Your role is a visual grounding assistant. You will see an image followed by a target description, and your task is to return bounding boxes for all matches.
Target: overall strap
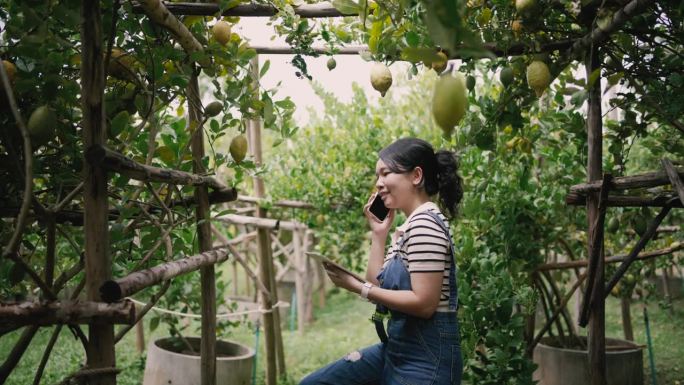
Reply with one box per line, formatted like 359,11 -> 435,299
421,210 -> 459,311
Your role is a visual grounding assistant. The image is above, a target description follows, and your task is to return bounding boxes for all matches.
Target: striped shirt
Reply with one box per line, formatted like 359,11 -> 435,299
383,202 -> 455,312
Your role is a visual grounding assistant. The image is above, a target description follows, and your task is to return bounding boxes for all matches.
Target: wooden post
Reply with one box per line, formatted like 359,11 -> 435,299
621,297 -> 634,341
293,229 -> 306,332
248,56 -> 285,384
585,45 -> 606,385
81,1 -> 115,384
188,73 -> 217,385
303,230 -> 314,324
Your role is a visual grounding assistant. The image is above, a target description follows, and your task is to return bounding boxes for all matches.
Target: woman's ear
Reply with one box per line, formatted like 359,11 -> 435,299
412,167 -> 424,187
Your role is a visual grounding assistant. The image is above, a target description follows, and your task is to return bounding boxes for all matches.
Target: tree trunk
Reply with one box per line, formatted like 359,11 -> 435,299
621,297 -> 634,341
249,56 -> 284,385
81,1 -> 115,383
585,44 -> 606,385
188,73 -> 217,385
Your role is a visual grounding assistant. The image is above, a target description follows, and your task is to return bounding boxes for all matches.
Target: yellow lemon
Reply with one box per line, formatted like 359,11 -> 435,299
370,62 -> 392,97
2,60 -> 17,84
526,60 -> 551,97
27,105 -> 56,146
229,134 -> 248,163
432,72 -> 468,135
212,21 -> 232,46
205,101 -> 223,117
431,51 -> 448,73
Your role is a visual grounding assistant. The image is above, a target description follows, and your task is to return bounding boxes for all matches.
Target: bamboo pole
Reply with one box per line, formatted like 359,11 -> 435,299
45,215 -> 56,288
537,242 -> 684,271
134,1 -> 355,17
188,72 -> 217,385
567,0 -> 657,61
81,1 -> 116,383
0,189 -> 238,225
249,56 -> 281,385
662,158 -> 684,205
604,203 -> 675,298
585,45 -> 606,385
216,213 -> 307,231
0,326 -> 40,383
293,229 -> 306,333
303,230 -> 315,324
31,325 -> 62,385
0,300 -> 135,326
621,297 -> 634,341
114,280 -> 171,344
86,144 -> 233,193
137,0 -> 210,67
565,192 -> 682,207
237,195 -> 315,210
569,168 -> 684,194
527,273 -> 587,355
578,175 -> 611,327
99,248 -> 230,303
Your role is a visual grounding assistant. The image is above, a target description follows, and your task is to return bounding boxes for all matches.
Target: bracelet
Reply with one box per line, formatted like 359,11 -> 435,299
360,282 -> 373,301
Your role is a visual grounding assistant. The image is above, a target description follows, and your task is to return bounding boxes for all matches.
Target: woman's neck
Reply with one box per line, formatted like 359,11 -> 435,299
401,192 -> 431,218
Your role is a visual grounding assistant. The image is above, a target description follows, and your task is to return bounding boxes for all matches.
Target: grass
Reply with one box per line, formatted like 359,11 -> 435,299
604,295 -> 684,385
1,290 -> 682,384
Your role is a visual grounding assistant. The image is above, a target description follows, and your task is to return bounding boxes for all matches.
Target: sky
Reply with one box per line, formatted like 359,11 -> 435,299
233,17 -> 409,126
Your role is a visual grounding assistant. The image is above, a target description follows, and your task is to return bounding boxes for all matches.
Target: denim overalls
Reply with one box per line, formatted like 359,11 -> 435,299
300,210 -> 463,385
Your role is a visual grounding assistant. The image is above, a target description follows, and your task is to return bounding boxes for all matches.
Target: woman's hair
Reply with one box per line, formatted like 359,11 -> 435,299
378,137 -> 463,219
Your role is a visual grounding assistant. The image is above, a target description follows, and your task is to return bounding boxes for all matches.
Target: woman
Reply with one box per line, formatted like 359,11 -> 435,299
300,137 -> 464,385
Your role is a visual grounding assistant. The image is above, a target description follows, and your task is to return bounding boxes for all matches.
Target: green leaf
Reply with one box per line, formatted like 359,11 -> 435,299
157,146 -> 176,164
587,68 -> 601,89
275,98 -> 295,109
405,31 -> 420,48
260,59 -> 271,77
332,0 -> 360,15
400,47 -> 441,63
110,111 -> 130,138
263,97 -> 275,126
149,316 -> 160,332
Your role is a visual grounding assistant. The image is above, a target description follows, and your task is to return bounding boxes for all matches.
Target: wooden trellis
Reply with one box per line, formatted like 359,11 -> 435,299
1,0 -> 680,385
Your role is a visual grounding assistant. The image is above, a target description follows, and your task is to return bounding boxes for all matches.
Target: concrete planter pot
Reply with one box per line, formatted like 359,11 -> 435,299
533,336 -> 643,385
143,337 -> 255,385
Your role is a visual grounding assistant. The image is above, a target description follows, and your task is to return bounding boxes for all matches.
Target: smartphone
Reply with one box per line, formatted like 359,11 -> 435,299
369,193 -> 389,221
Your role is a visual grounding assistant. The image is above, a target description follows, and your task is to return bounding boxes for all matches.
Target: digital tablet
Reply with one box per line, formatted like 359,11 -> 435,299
305,251 -> 365,283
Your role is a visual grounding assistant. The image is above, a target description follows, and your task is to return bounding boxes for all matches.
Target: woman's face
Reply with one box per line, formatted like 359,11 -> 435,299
374,158 -> 419,210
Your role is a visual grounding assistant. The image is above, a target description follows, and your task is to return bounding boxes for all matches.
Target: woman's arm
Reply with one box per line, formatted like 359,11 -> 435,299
367,272 -> 443,319
326,266 -> 443,319
365,234 -> 386,285
362,194 -> 395,285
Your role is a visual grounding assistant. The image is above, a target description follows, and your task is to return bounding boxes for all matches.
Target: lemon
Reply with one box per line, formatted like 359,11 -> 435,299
606,217 -> 619,233
515,0 -> 537,16
205,101 -> 223,117
431,51 -> 448,73
466,75 -> 476,91
370,62 -> 392,97
432,72 -> 468,135
625,274 -> 636,285
526,60 -> 551,97
229,134 -> 248,163
27,105 -> 56,146
2,60 -> 17,84
500,67 -> 514,87
511,20 -> 523,36
633,215 -> 647,236
212,21 -> 232,46
327,57 -> 337,71
108,48 -> 137,82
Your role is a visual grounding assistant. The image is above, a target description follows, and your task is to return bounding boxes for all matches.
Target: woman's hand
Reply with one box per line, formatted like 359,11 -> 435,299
363,193 -> 395,239
323,262 -> 363,294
